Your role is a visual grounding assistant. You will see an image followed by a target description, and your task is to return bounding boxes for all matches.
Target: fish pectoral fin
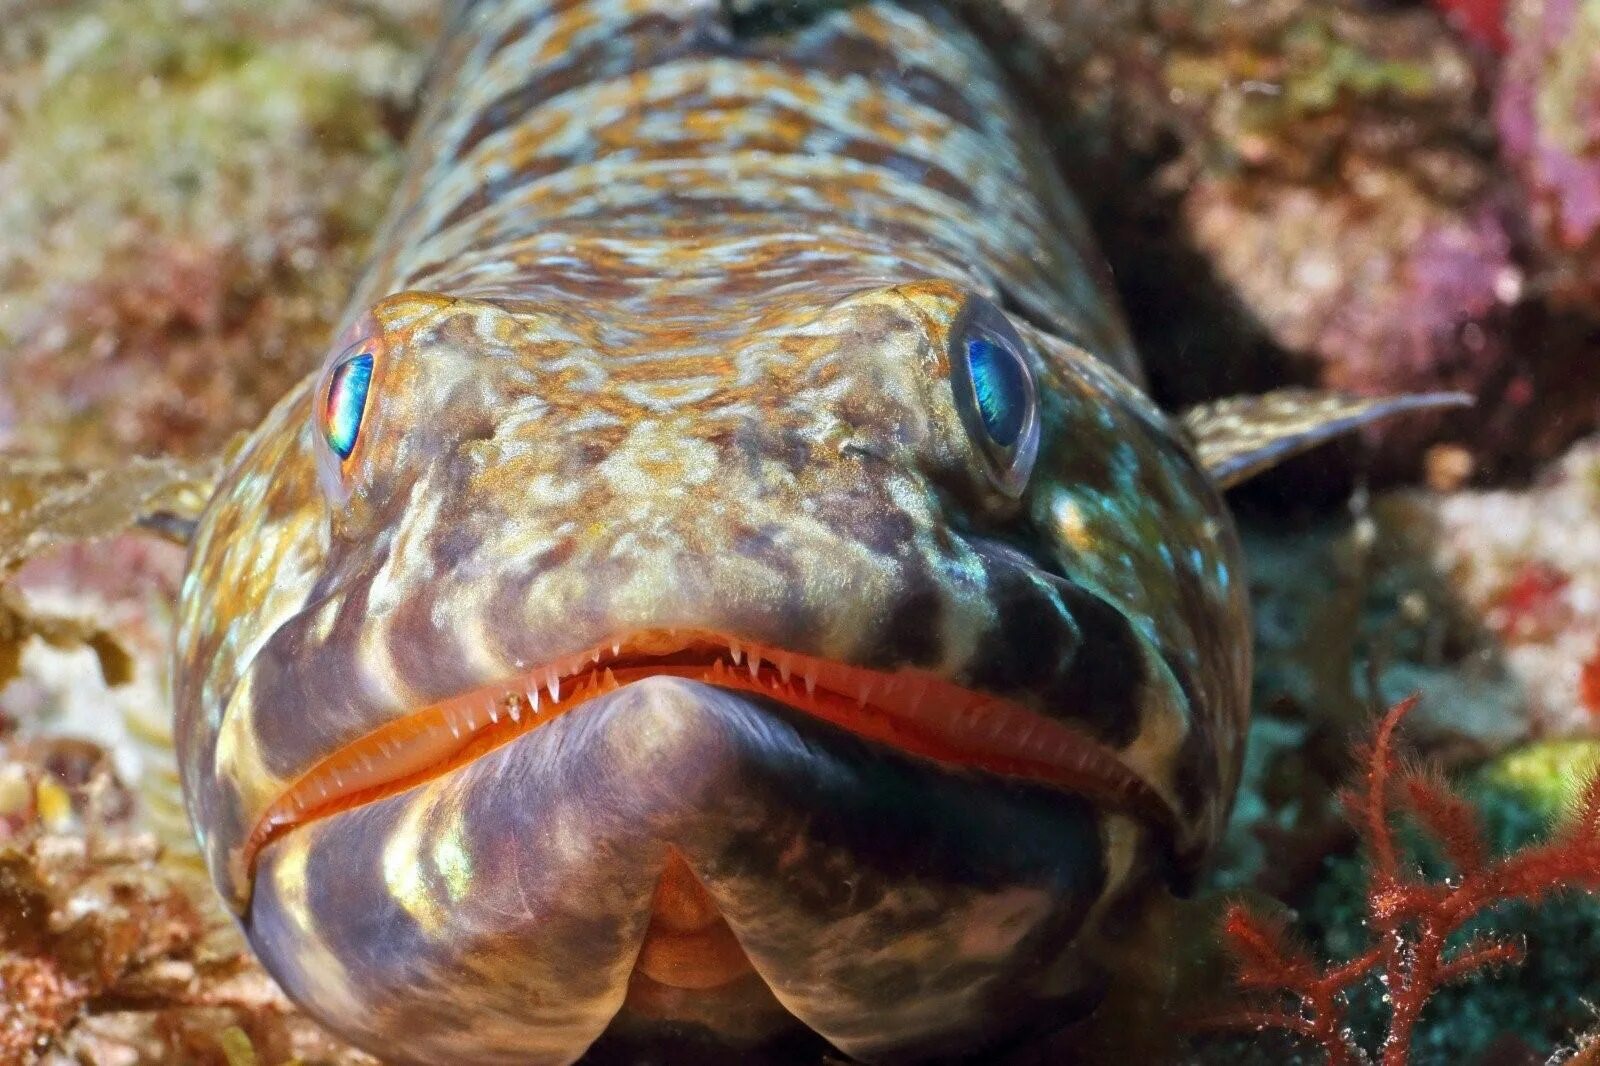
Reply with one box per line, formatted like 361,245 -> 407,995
1180,388 -> 1474,489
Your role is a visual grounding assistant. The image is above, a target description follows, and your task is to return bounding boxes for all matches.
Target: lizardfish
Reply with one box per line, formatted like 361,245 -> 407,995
171,2 -> 1456,1062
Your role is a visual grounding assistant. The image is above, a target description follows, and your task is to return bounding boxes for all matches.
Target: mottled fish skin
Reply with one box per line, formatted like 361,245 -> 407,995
173,2 -> 1251,1063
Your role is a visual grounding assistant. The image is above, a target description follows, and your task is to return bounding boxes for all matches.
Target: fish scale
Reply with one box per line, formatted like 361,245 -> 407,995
171,2 -> 1458,1062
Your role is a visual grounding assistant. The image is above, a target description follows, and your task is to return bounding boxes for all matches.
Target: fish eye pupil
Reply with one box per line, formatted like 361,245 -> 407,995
965,335 -> 1027,448
325,352 -> 374,460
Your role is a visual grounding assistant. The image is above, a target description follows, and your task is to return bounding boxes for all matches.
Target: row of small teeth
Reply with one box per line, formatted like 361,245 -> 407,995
258,630 -> 1163,865
427,637 -> 959,750
704,655 -> 943,711
441,667 -> 615,739
444,633 -> 844,742
400,630 -> 998,771
295,637 -> 959,810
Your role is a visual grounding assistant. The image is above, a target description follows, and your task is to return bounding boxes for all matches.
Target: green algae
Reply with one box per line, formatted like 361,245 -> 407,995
1163,16 -> 1441,117
1482,740 -> 1600,818
1161,9 -> 1454,182
1279,18 -> 1439,114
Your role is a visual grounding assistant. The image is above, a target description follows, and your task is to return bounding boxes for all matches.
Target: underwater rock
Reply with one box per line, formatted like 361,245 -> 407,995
0,735 -> 374,1065
1221,435 -> 1600,940
1425,434 -> 1600,738
1144,2 -> 1523,476
1237,435 -> 1600,757
998,0 -> 1600,477
1240,500 -> 1526,760
1183,175 -> 1514,410
0,0 -> 432,464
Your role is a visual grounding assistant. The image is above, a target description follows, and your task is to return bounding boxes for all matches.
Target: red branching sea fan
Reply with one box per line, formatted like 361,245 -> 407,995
1194,695 -> 1600,1065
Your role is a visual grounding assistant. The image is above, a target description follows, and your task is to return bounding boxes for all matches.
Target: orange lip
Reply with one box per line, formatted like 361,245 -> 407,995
241,628 -> 1175,875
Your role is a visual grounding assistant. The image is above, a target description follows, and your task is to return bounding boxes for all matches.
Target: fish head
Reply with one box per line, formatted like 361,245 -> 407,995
174,280 -> 1248,1062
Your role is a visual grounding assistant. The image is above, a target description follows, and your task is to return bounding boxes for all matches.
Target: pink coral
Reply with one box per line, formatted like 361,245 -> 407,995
1495,0 -> 1600,306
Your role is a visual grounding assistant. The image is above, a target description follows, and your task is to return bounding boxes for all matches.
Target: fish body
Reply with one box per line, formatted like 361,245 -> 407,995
170,2 -> 1415,1062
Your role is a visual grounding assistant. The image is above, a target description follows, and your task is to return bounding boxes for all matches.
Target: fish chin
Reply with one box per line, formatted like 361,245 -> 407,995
246,677 -> 1112,1064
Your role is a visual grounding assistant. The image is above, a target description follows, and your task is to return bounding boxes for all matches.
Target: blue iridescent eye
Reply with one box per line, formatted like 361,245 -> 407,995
324,352 -> 373,460
950,299 -> 1040,497
965,336 -> 1028,447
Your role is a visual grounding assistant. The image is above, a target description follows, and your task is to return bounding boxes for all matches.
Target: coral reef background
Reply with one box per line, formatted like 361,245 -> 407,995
1,0 -> 1598,1062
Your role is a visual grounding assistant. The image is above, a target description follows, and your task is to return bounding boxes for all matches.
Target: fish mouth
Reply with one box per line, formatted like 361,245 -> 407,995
242,627 -> 1175,880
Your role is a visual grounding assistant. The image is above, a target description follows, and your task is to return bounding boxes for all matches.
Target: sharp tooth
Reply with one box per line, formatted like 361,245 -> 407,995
804,670 -> 817,697
464,705 -> 477,731
448,713 -> 461,740
777,655 -> 792,684
488,700 -> 500,725
592,649 -> 601,664
331,770 -> 344,789
528,688 -> 540,713
896,679 -> 916,709
612,641 -> 621,656
748,652 -> 761,680
602,667 -> 618,691
1011,722 -> 1038,753
549,674 -> 561,702
729,641 -> 743,665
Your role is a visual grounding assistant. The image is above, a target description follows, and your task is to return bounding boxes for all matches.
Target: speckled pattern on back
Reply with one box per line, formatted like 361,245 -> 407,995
173,2 -> 1251,1063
